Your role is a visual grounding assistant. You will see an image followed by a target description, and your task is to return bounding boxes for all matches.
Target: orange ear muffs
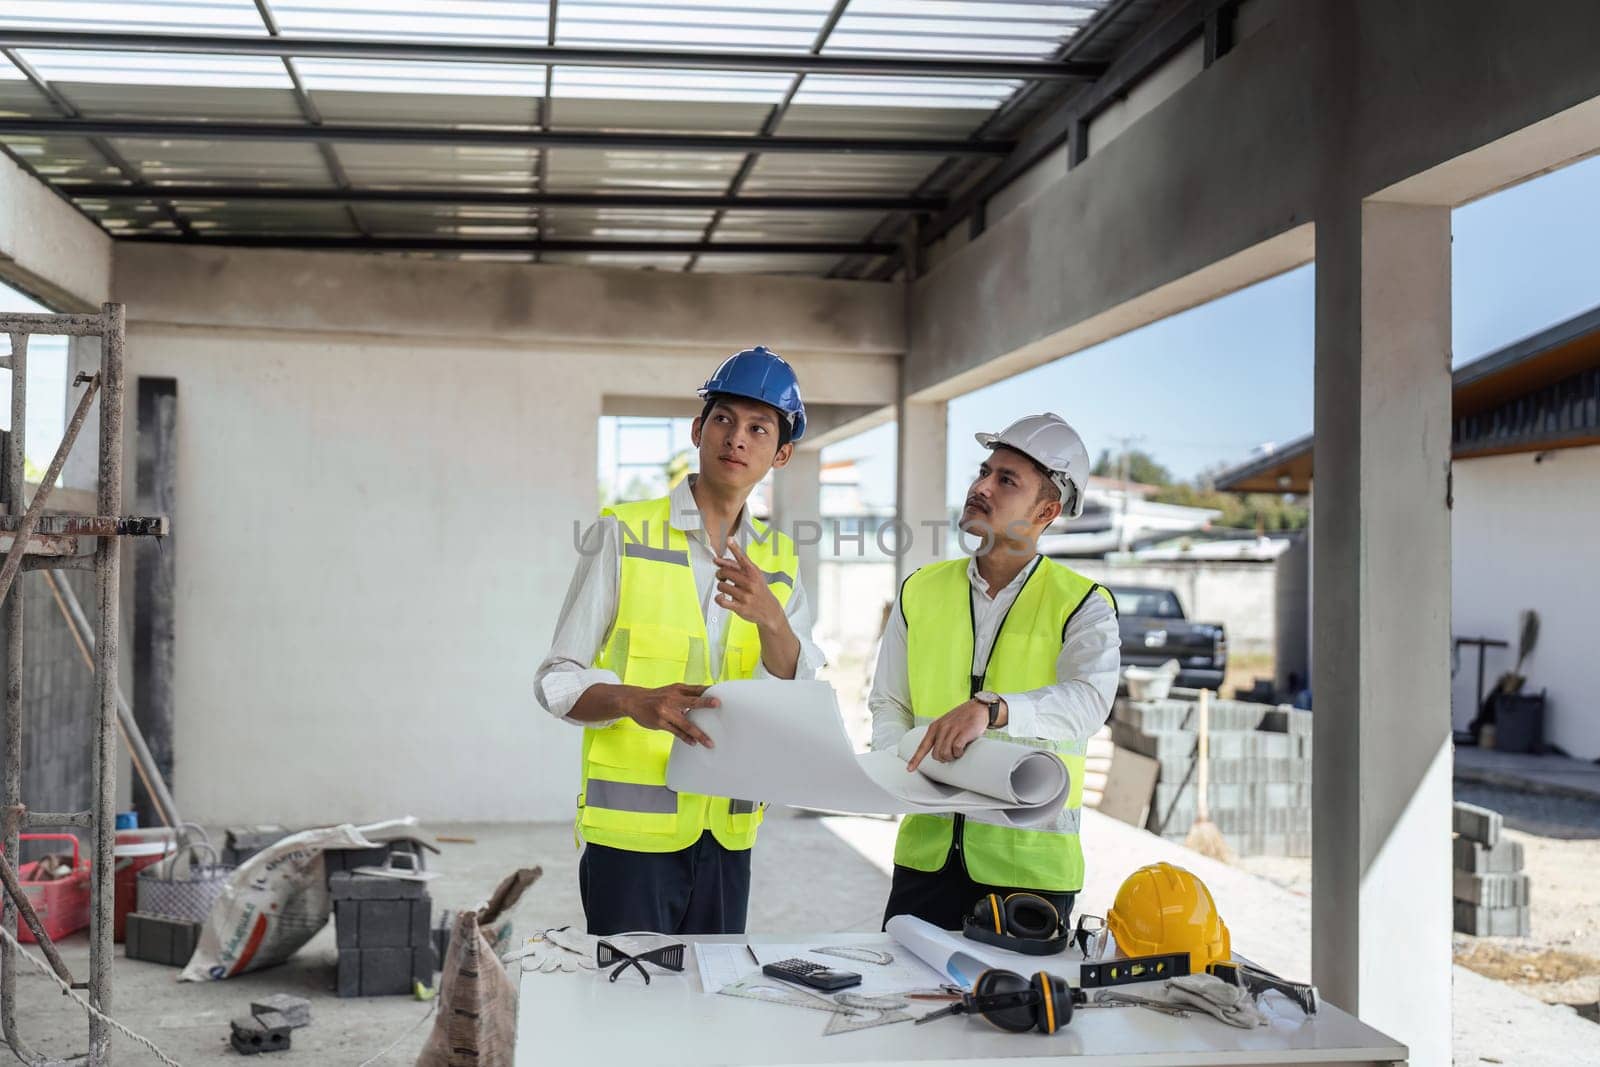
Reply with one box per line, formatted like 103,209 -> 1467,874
967,968 -> 1078,1034
963,892 -> 1071,955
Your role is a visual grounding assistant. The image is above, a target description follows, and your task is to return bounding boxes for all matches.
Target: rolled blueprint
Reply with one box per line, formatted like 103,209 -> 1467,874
665,679 -> 1068,828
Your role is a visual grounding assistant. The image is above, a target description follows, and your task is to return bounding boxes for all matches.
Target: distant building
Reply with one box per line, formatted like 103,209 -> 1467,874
1216,304 -> 1600,760
1038,474 -> 1222,557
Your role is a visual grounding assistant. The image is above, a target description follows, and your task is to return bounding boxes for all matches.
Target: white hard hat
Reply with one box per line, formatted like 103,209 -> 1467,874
975,412 -> 1091,518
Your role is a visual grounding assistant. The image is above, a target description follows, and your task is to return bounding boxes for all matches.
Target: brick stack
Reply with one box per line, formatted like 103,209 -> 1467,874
1452,801 -> 1530,936
330,870 -> 436,996
1109,688 -> 1314,857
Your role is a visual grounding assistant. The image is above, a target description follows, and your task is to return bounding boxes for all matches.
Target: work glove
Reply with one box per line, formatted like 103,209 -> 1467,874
1164,974 -> 1266,1029
503,927 -> 599,974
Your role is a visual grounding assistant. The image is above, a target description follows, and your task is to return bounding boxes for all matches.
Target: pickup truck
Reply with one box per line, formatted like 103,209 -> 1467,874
1106,584 -> 1228,691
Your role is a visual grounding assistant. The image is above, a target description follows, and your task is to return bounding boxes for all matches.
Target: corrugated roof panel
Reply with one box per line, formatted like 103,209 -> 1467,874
740,151 -> 939,195
296,58 -> 545,97
790,73 -> 1018,110
823,0 -> 1102,59
0,76 -> 57,118
542,205 -> 714,239
15,49 -> 291,89
691,253 -> 845,275
552,66 -> 791,105
106,138 -> 331,184
310,89 -> 540,126
54,82 -> 305,121
712,209 -> 874,242
332,143 -> 541,187
270,1 -> 550,42
554,1 -> 830,52
1,133 -> 123,181
544,148 -> 744,193
552,97 -> 770,135
0,1 -> 267,35
349,203 -> 540,234
775,101 -> 990,139
177,201 -> 360,234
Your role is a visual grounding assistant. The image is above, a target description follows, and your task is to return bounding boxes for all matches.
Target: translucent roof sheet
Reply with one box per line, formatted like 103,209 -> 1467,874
0,0 -> 1126,276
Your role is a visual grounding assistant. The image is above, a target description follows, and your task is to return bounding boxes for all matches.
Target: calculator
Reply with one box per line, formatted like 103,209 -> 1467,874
761,958 -> 863,992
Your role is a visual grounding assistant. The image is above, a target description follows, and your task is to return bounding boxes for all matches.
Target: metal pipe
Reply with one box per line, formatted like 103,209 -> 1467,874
89,303 -> 124,1064
0,117 -> 1011,157
0,331 -> 47,1066
0,374 -> 102,612
64,183 -> 946,213
0,313 -> 104,337
0,515 -> 166,538
44,569 -> 181,833
20,810 -> 92,829
0,28 -> 1107,81
21,554 -> 96,572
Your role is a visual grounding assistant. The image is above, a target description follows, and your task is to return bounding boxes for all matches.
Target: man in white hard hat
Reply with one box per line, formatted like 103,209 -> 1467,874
870,412 -> 1121,930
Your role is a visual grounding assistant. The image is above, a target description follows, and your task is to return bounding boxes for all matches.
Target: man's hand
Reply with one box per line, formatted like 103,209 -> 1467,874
714,539 -> 786,634
905,699 -> 1002,773
623,683 -> 721,748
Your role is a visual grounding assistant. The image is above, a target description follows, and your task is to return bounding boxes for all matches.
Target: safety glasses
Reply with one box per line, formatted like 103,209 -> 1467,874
1073,914 -> 1109,960
595,939 -> 686,984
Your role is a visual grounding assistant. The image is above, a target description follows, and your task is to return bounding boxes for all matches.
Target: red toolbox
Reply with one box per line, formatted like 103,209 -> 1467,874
14,833 -> 92,943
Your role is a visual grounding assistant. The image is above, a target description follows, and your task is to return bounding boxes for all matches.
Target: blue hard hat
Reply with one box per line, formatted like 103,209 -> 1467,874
697,345 -> 807,442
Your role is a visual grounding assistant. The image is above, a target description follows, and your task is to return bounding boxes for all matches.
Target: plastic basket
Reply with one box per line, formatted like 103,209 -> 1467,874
137,838 -> 235,923
14,833 -> 92,943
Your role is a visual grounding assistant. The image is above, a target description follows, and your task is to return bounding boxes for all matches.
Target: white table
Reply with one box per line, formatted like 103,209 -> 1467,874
515,933 -> 1407,1067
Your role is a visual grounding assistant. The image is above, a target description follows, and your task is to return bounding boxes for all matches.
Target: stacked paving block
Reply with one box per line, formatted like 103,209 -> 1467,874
331,870 -> 435,996
222,825 -> 292,866
1110,689 -> 1314,858
1452,801 -> 1531,936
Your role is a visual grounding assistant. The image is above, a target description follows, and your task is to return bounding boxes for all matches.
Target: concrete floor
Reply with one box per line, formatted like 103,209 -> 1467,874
8,807 -> 1593,1065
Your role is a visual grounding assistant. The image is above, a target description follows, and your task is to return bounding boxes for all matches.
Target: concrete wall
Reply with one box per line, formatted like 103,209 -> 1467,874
111,245 -> 901,826
1450,445 -> 1600,760
0,151 -> 111,311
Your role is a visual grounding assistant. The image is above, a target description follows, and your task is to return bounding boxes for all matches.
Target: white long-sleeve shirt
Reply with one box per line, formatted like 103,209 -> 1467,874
536,476 -> 826,726
869,555 -> 1120,751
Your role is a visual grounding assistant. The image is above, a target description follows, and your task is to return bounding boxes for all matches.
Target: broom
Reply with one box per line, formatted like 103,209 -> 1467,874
1185,688 -> 1234,862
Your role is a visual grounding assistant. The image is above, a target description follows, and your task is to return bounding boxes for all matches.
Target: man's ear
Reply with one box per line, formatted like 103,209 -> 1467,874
771,441 -> 793,469
1035,497 -> 1063,527
690,416 -> 703,447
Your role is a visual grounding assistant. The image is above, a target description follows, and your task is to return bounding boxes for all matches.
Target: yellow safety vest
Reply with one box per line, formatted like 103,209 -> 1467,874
577,495 -> 798,854
894,557 -> 1115,892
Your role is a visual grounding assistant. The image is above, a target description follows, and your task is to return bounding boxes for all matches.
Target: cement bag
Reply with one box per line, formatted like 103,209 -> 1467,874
416,912 -> 517,1066
180,818 -> 426,981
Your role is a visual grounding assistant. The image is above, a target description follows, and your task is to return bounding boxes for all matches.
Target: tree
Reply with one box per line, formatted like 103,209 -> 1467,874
1091,448 -> 1173,487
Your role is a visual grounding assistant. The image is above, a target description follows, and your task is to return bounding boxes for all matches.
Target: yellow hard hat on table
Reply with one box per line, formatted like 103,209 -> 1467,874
1106,861 -> 1232,972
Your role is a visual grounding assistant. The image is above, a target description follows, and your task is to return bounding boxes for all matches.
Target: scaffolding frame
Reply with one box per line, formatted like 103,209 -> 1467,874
0,304 -> 168,1066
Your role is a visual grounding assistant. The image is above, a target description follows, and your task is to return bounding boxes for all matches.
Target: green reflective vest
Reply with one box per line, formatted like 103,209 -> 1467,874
893,556 -> 1114,892
577,495 -> 798,854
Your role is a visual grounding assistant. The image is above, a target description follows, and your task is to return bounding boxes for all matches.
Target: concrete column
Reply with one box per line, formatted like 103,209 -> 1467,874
1312,199 -> 1453,1065
771,447 -> 821,607
895,397 -> 947,584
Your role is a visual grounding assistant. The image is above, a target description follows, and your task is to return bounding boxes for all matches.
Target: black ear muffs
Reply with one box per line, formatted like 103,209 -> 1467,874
964,892 -> 1071,955
969,968 -> 1078,1034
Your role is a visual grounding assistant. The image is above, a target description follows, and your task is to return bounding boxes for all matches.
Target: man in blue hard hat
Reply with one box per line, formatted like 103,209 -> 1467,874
536,346 -> 825,936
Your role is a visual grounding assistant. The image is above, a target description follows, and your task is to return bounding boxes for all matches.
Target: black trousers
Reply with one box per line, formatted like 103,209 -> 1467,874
579,830 -> 752,936
882,847 -> 1075,934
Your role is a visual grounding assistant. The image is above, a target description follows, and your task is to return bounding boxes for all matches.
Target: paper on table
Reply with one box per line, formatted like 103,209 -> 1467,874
746,943 -> 949,999
666,680 -> 1068,826
885,915 -> 1086,990
695,943 -> 760,994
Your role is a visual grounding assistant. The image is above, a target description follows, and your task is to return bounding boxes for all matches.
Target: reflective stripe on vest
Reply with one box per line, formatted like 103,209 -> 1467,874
577,494 -> 796,854
894,556 -> 1114,892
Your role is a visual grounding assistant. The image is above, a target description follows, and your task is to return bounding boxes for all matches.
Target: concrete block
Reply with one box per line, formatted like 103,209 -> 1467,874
337,946 -> 435,997
124,912 -> 201,967
230,1013 -> 291,1055
432,909 -> 453,972
1453,901 -> 1530,938
223,825 -> 290,866
1453,837 -> 1524,874
1452,802 -> 1502,847
250,994 -> 310,1029
1453,871 -> 1532,908
329,870 -> 428,901
1110,722 -> 1193,763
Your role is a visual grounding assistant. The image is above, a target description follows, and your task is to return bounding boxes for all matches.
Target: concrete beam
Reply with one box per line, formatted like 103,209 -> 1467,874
796,404 -> 890,452
0,152 -> 111,311
112,243 -> 904,358
908,0 -> 1600,398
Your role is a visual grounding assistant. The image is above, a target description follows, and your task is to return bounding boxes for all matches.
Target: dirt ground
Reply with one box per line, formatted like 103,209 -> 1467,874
1239,780 -> 1600,1023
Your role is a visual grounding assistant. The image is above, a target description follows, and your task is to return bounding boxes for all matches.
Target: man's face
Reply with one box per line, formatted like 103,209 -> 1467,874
959,447 -> 1059,548
692,396 -> 792,492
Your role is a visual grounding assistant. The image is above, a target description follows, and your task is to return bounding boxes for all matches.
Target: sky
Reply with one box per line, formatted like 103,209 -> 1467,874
823,150 -> 1600,510
0,284 -> 71,472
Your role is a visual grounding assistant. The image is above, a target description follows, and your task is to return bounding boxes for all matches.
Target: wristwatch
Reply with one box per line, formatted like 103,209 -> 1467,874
974,690 -> 1004,729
